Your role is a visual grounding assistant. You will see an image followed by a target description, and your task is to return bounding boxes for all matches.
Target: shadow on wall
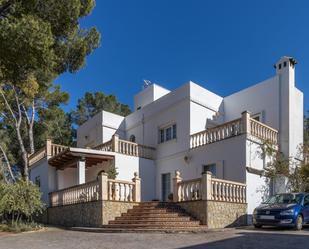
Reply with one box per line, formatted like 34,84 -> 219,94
225,214 -> 247,228
177,229 -> 309,249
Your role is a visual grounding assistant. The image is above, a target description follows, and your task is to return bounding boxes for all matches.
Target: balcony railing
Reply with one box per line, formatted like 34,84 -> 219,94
173,171 -> 246,203
49,172 -> 141,207
190,111 -> 278,149
94,135 -> 156,160
28,140 -> 68,166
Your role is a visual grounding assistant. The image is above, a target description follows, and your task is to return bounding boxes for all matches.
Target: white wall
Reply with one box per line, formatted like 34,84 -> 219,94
29,159 -> 57,204
77,111 -> 125,148
115,154 -> 156,201
134,84 -> 170,111
224,76 -> 280,128
189,82 -> 223,134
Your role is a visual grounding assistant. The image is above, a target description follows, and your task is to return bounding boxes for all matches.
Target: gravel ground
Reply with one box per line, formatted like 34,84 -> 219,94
0,226 -> 309,249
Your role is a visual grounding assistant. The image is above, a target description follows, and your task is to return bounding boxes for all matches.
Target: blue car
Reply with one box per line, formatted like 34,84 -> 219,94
253,193 -> 309,230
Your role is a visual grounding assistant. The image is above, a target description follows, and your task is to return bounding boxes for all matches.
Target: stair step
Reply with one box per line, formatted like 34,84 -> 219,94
110,219 -> 197,224
127,208 -> 186,214
116,216 -> 192,221
121,212 -> 188,218
105,201 -> 204,231
104,223 -> 201,228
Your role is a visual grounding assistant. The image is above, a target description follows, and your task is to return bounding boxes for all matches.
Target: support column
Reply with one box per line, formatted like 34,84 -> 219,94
98,172 -> 108,200
77,158 -> 86,184
46,139 -> 52,157
112,134 -> 119,152
201,171 -> 212,200
132,172 -> 141,202
241,110 -> 251,134
173,170 -> 182,202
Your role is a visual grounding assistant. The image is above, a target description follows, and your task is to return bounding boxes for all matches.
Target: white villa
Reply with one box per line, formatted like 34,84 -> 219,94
28,56 -> 303,229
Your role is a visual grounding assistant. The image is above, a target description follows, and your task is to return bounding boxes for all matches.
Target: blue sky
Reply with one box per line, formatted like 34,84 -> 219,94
57,0 -> 309,112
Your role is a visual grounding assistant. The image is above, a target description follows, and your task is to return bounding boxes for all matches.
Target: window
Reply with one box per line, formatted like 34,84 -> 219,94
304,195 -> 309,206
129,135 -> 136,142
35,176 -> 41,188
284,61 -> 287,67
158,124 -> 177,143
203,164 -> 216,176
279,63 -> 282,69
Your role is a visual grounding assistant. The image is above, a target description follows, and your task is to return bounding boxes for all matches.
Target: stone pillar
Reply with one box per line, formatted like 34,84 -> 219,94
77,158 -> 86,184
241,111 -> 251,134
173,170 -> 182,202
201,171 -> 212,200
112,134 -> 119,153
132,172 -> 141,202
98,172 -> 108,200
46,139 -> 52,157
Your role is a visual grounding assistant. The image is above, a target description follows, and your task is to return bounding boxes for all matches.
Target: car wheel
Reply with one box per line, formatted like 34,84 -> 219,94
294,215 -> 303,231
254,224 -> 262,229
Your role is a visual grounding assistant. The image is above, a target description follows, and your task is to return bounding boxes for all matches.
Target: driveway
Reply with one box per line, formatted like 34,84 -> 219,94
0,226 -> 309,249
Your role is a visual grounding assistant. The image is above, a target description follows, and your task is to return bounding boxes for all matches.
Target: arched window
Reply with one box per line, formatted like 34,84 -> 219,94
129,135 -> 136,143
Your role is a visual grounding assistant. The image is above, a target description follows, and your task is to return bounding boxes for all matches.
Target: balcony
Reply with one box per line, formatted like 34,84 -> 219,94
190,111 -> 278,149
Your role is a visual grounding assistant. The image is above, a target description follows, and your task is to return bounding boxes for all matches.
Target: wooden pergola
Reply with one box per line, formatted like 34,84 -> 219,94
48,148 -> 114,170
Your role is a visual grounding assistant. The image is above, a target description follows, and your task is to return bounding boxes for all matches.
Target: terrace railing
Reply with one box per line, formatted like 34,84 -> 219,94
190,111 -> 278,149
28,140 -> 68,166
173,171 -> 246,204
49,172 -> 141,207
94,135 -> 156,160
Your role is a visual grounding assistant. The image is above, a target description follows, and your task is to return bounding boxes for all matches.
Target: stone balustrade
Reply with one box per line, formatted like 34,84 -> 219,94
250,118 -> 278,144
28,139 -> 68,166
190,118 -> 242,149
95,135 -> 156,160
173,171 -> 246,203
190,111 -> 278,149
49,172 -> 141,207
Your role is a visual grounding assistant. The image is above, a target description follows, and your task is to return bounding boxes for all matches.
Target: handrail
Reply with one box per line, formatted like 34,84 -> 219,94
174,171 -> 246,203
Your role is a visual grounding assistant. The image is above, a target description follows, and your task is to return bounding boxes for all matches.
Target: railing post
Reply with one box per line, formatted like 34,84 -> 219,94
98,172 -> 108,200
112,134 -> 119,152
132,172 -> 141,202
173,170 -> 182,202
241,111 -> 251,134
201,171 -> 212,200
46,139 -> 52,157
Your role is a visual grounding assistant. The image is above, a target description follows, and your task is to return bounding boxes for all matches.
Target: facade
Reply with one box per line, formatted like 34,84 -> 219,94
29,56 -> 303,226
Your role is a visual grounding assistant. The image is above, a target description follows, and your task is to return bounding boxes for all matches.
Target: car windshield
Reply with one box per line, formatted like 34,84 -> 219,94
264,194 -> 302,205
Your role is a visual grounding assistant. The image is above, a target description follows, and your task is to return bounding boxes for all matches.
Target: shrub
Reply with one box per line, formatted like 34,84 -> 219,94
0,180 -> 44,225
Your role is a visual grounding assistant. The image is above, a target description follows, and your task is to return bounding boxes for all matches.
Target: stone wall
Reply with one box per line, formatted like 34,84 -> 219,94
178,200 -> 247,229
48,200 -> 137,227
177,201 -> 207,225
206,201 -> 247,229
102,201 -> 138,225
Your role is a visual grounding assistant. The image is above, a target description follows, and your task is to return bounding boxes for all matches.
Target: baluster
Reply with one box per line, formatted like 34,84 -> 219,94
109,182 -> 113,200
222,183 -> 226,201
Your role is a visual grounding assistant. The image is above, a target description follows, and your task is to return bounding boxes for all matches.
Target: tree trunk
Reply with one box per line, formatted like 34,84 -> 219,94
28,101 -> 35,155
0,144 -> 15,182
16,125 -> 29,181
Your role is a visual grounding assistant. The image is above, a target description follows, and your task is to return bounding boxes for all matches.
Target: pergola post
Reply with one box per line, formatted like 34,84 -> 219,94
77,158 -> 86,185
132,172 -> 141,202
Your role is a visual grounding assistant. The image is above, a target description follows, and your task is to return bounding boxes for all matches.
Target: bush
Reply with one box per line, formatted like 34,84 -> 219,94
0,222 -> 43,233
0,180 -> 44,225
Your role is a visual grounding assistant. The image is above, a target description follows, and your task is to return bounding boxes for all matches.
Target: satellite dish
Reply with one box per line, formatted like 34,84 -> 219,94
143,79 -> 152,89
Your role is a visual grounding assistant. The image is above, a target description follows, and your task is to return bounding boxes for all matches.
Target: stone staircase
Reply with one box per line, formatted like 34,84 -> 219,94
102,201 -> 207,232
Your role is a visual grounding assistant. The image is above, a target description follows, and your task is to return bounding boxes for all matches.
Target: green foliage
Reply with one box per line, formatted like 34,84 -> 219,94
0,181 -> 44,224
0,221 -> 42,233
0,0 -> 100,177
106,165 -> 118,180
258,140 -> 290,179
70,92 -> 131,126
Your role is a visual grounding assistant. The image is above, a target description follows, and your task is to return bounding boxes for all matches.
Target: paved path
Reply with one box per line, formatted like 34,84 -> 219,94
0,226 -> 309,249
